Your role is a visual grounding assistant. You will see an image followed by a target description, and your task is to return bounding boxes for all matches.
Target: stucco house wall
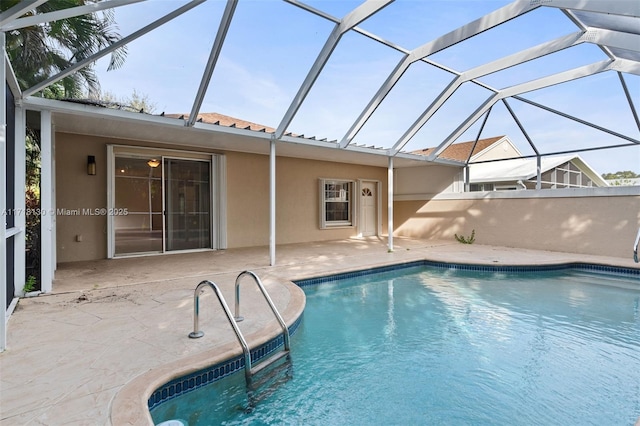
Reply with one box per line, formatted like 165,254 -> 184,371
56,133 -> 110,261
226,151 -> 389,247
394,164 -> 461,196
55,132 -> 388,262
394,190 -> 639,258
55,131 -> 637,263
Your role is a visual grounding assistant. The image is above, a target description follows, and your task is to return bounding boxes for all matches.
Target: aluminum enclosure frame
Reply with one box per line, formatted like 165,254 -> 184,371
2,0 -> 640,352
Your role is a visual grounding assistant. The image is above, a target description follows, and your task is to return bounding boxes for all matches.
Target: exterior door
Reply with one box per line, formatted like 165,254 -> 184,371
112,154 -> 212,256
164,158 -> 211,251
360,181 -> 377,237
113,156 -> 164,255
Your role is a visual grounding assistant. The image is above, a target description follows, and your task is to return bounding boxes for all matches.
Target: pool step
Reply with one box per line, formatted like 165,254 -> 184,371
246,351 -> 292,411
250,350 -> 291,377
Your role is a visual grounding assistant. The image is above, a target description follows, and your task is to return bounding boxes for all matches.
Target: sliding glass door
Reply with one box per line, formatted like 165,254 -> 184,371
112,153 -> 212,256
114,157 -> 163,255
164,158 -> 211,251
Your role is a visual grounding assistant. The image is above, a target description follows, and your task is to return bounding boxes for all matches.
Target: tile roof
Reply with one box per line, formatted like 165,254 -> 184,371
411,136 -> 505,162
161,112 -> 417,152
164,112 -> 276,133
163,112 -> 385,149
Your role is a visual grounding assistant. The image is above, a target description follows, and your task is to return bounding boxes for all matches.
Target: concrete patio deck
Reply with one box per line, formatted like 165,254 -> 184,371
1,237 -> 638,425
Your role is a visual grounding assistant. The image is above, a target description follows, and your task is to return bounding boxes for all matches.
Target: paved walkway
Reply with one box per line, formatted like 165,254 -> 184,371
1,238 -> 638,425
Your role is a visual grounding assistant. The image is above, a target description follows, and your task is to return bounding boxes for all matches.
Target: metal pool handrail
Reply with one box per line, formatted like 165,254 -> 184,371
634,227 -> 640,263
234,270 -> 290,351
188,280 -> 252,381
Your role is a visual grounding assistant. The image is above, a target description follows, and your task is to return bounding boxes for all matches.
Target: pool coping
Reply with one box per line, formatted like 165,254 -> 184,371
109,278 -> 306,426
111,258 -> 640,425
146,314 -> 303,412
295,259 -> 640,286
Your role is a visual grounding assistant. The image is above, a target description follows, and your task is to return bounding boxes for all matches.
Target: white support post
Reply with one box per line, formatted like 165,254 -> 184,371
40,111 -> 53,293
464,165 -> 470,192
51,125 -> 56,269
107,145 -> 114,258
536,156 -> 542,190
269,138 -> 276,266
13,105 -> 25,297
1,31 -> 7,352
387,156 -> 393,252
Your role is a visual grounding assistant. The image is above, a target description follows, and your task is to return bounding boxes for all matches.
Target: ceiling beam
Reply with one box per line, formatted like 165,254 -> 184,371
4,51 -> 20,97
275,0 -> 393,139
543,0 -> 640,18
187,0 -> 237,127
339,0 -> 538,149
514,94 -> 640,145
390,31 -> 586,154
500,59 -> 612,98
1,0 -> 144,31
427,59 -> 617,160
22,0 -> 206,98
426,94 -> 499,161
465,110 -> 493,164
502,98 -> 540,156
0,0 -> 48,29
617,72 -> 640,133
589,28 -> 640,54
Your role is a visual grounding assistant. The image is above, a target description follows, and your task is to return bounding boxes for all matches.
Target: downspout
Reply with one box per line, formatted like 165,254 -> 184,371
387,156 -> 393,252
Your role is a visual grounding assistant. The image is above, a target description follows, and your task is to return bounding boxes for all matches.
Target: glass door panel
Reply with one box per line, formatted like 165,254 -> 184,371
114,157 -> 163,255
164,158 -> 211,251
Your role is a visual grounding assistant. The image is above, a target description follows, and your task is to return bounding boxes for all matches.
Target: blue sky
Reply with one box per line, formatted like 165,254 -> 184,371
94,0 -> 640,174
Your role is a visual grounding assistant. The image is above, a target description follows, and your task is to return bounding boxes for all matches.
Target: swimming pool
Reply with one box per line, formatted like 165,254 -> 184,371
150,263 -> 640,425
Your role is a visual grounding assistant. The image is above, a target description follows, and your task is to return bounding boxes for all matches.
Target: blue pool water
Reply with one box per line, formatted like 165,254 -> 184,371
151,265 -> 640,425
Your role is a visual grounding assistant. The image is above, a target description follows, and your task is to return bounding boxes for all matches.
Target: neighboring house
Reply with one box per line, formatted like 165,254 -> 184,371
413,136 -> 608,191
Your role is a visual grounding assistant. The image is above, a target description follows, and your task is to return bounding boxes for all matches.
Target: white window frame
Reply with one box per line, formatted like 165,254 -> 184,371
319,178 -> 356,229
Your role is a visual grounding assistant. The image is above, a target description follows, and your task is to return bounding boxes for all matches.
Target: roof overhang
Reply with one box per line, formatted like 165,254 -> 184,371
5,0 -> 639,172
23,96 -> 441,169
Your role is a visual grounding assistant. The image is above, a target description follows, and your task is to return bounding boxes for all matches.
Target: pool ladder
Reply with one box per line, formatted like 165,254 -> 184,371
634,227 -> 640,263
188,271 -> 291,384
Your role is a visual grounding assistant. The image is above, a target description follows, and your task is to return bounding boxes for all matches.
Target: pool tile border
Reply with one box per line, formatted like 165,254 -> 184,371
294,260 -> 639,287
149,260 -> 638,412
148,315 -> 302,411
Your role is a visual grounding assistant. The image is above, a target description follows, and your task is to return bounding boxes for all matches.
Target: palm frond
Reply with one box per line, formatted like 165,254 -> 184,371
4,0 -> 127,97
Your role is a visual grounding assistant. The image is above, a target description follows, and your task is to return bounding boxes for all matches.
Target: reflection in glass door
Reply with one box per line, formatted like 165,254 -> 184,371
113,155 -> 212,256
114,157 -> 163,255
164,158 -> 211,251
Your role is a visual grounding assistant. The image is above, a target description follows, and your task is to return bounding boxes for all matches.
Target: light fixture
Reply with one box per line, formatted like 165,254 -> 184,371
147,158 -> 160,168
87,155 -> 96,175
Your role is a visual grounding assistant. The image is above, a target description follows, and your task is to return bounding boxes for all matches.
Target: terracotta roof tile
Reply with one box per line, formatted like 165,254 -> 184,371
164,112 -> 276,133
411,136 -> 505,161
